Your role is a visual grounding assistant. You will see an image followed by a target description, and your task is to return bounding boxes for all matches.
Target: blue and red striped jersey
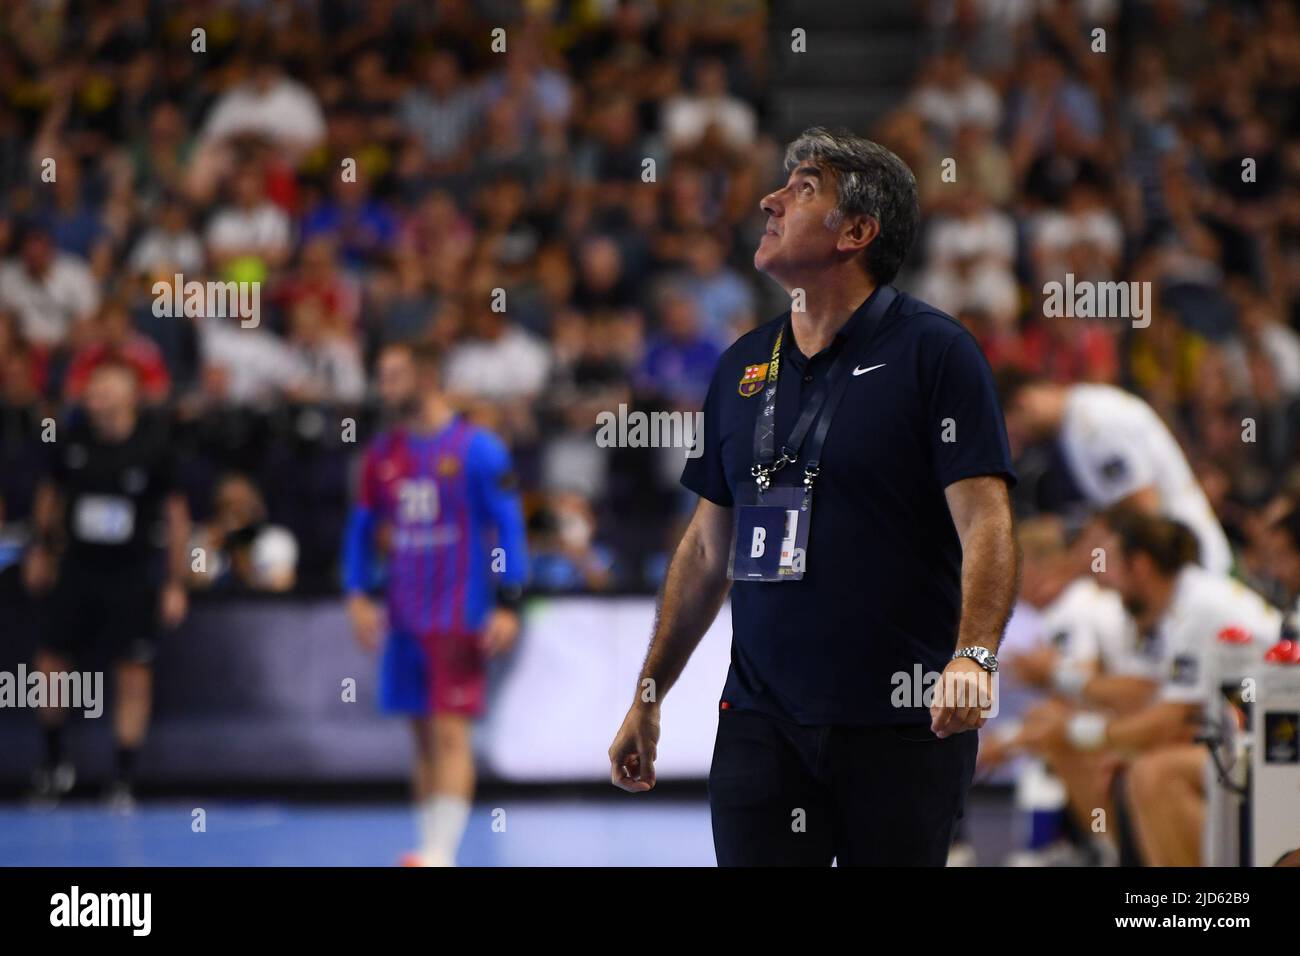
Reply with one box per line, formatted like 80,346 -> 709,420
355,417 -> 529,635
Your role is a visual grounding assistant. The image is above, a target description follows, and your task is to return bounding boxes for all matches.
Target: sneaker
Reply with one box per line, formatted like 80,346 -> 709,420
1005,840 -> 1099,867
27,763 -> 76,808
103,780 -> 137,816
398,849 -> 455,867
946,841 -> 978,867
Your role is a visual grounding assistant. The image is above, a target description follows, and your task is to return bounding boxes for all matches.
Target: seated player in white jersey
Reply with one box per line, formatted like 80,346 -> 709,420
998,372 -> 1233,575
1126,503 -> 1300,866
1017,510 -> 1279,865
986,516 -> 1150,771
976,516 -> 1134,863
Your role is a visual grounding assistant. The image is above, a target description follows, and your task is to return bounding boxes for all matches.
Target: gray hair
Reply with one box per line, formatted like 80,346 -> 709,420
783,126 -> 919,284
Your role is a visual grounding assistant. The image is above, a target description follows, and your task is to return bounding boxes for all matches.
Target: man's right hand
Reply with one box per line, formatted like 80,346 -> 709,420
608,700 -> 660,793
346,593 -> 385,652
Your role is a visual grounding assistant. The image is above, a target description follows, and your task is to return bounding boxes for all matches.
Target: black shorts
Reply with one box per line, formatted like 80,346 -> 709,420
709,707 -> 978,866
39,560 -> 162,665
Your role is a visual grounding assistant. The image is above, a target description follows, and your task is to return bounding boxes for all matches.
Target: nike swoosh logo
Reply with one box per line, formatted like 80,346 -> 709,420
853,364 -> 886,376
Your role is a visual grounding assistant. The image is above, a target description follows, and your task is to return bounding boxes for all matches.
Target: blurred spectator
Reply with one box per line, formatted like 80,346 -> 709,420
527,490 -> 615,592
284,299 -> 366,405
276,236 -> 362,338
0,223 -> 99,349
917,184 -> 1019,331
677,229 -> 756,348
64,299 -> 170,403
205,164 -> 292,274
128,193 -> 205,277
367,245 -> 440,345
189,472 -> 299,593
399,48 -> 480,168
572,234 -> 640,315
662,56 -> 756,153
443,299 -> 550,403
911,50 -> 1001,143
0,308 -> 48,398
199,51 -> 325,160
478,36 -> 574,139
300,169 -> 397,270
199,311 -> 308,408
637,286 -> 721,408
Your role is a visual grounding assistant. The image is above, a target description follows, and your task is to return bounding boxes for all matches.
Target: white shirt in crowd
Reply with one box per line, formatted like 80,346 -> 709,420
200,77 -> 326,149
444,326 -> 551,400
206,204 -> 292,260
916,207 -> 1020,324
129,228 -> 205,276
661,94 -> 757,152
291,338 -> 366,404
1059,384 -> 1234,574
1030,208 -> 1124,268
1156,565 -> 1281,706
0,254 -> 100,347
911,76 -> 1002,135
200,317 -> 309,405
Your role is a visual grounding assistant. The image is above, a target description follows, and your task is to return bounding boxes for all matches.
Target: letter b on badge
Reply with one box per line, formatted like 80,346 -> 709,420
731,504 -> 785,580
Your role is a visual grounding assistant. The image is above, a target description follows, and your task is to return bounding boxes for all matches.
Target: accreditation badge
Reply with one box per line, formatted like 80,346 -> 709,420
72,494 -> 136,544
727,483 -> 811,582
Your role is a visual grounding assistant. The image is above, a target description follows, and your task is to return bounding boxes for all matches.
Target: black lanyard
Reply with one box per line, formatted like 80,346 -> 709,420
750,285 -> 897,492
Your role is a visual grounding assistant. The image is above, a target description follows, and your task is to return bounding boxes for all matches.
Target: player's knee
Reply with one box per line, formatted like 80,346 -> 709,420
115,661 -> 152,695
1126,750 -> 1166,806
430,717 -> 472,757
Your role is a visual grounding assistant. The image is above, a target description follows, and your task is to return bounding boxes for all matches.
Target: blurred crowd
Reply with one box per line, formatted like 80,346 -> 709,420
0,0 -> 1297,598
907,0 -> 1300,609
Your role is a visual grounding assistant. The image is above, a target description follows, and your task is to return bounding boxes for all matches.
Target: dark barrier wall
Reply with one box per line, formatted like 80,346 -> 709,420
0,593 -> 414,786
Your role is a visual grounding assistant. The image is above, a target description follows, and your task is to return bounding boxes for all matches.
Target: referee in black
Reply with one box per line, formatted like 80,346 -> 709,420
608,127 -> 1018,866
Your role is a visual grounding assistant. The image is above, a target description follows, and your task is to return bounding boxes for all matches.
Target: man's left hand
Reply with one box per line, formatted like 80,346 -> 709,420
481,608 -> 520,657
930,657 -> 995,738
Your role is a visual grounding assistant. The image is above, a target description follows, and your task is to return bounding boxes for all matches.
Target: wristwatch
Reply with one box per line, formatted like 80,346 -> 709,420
953,646 -> 999,673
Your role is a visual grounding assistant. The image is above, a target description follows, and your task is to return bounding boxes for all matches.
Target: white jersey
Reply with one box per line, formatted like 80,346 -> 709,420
1156,566 -> 1282,705
1038,576 -> 1130,673
1059,384 -> 1233,574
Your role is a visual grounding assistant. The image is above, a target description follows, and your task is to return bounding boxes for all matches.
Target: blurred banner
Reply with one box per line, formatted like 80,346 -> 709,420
0,595 -> 733,786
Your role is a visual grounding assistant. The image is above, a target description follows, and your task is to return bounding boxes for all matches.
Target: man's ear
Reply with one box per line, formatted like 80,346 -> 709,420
838,214 -> 879,257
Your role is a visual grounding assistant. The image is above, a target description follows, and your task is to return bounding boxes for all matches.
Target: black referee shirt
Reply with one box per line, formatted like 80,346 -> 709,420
682,286 -> 1016,726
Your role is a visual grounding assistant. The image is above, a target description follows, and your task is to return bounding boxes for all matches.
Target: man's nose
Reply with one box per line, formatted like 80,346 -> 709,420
760,192 -> 781,217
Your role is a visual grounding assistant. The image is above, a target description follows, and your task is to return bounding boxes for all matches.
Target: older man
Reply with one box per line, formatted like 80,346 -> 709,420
609,127 -> 1018,865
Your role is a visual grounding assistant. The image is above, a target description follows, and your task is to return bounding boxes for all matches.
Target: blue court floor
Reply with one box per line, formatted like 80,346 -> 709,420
0,798 -> 719,866
0,792 -> 1015,866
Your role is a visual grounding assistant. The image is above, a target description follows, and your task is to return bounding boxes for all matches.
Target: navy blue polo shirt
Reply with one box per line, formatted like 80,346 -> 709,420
682,286 -> 1016,726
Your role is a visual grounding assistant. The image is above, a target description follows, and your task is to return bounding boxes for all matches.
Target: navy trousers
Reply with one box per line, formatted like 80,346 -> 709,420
709,707 -> 978,866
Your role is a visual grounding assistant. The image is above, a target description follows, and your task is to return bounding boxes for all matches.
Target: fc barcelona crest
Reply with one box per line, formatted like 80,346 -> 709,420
738,363 -> 769,397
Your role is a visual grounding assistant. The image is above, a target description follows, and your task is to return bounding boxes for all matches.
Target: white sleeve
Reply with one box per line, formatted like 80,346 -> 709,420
200,94 -> 242,143
1158,614 -> 1211,705
1070,428 -> 1156,506
68,263 -> 100,321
